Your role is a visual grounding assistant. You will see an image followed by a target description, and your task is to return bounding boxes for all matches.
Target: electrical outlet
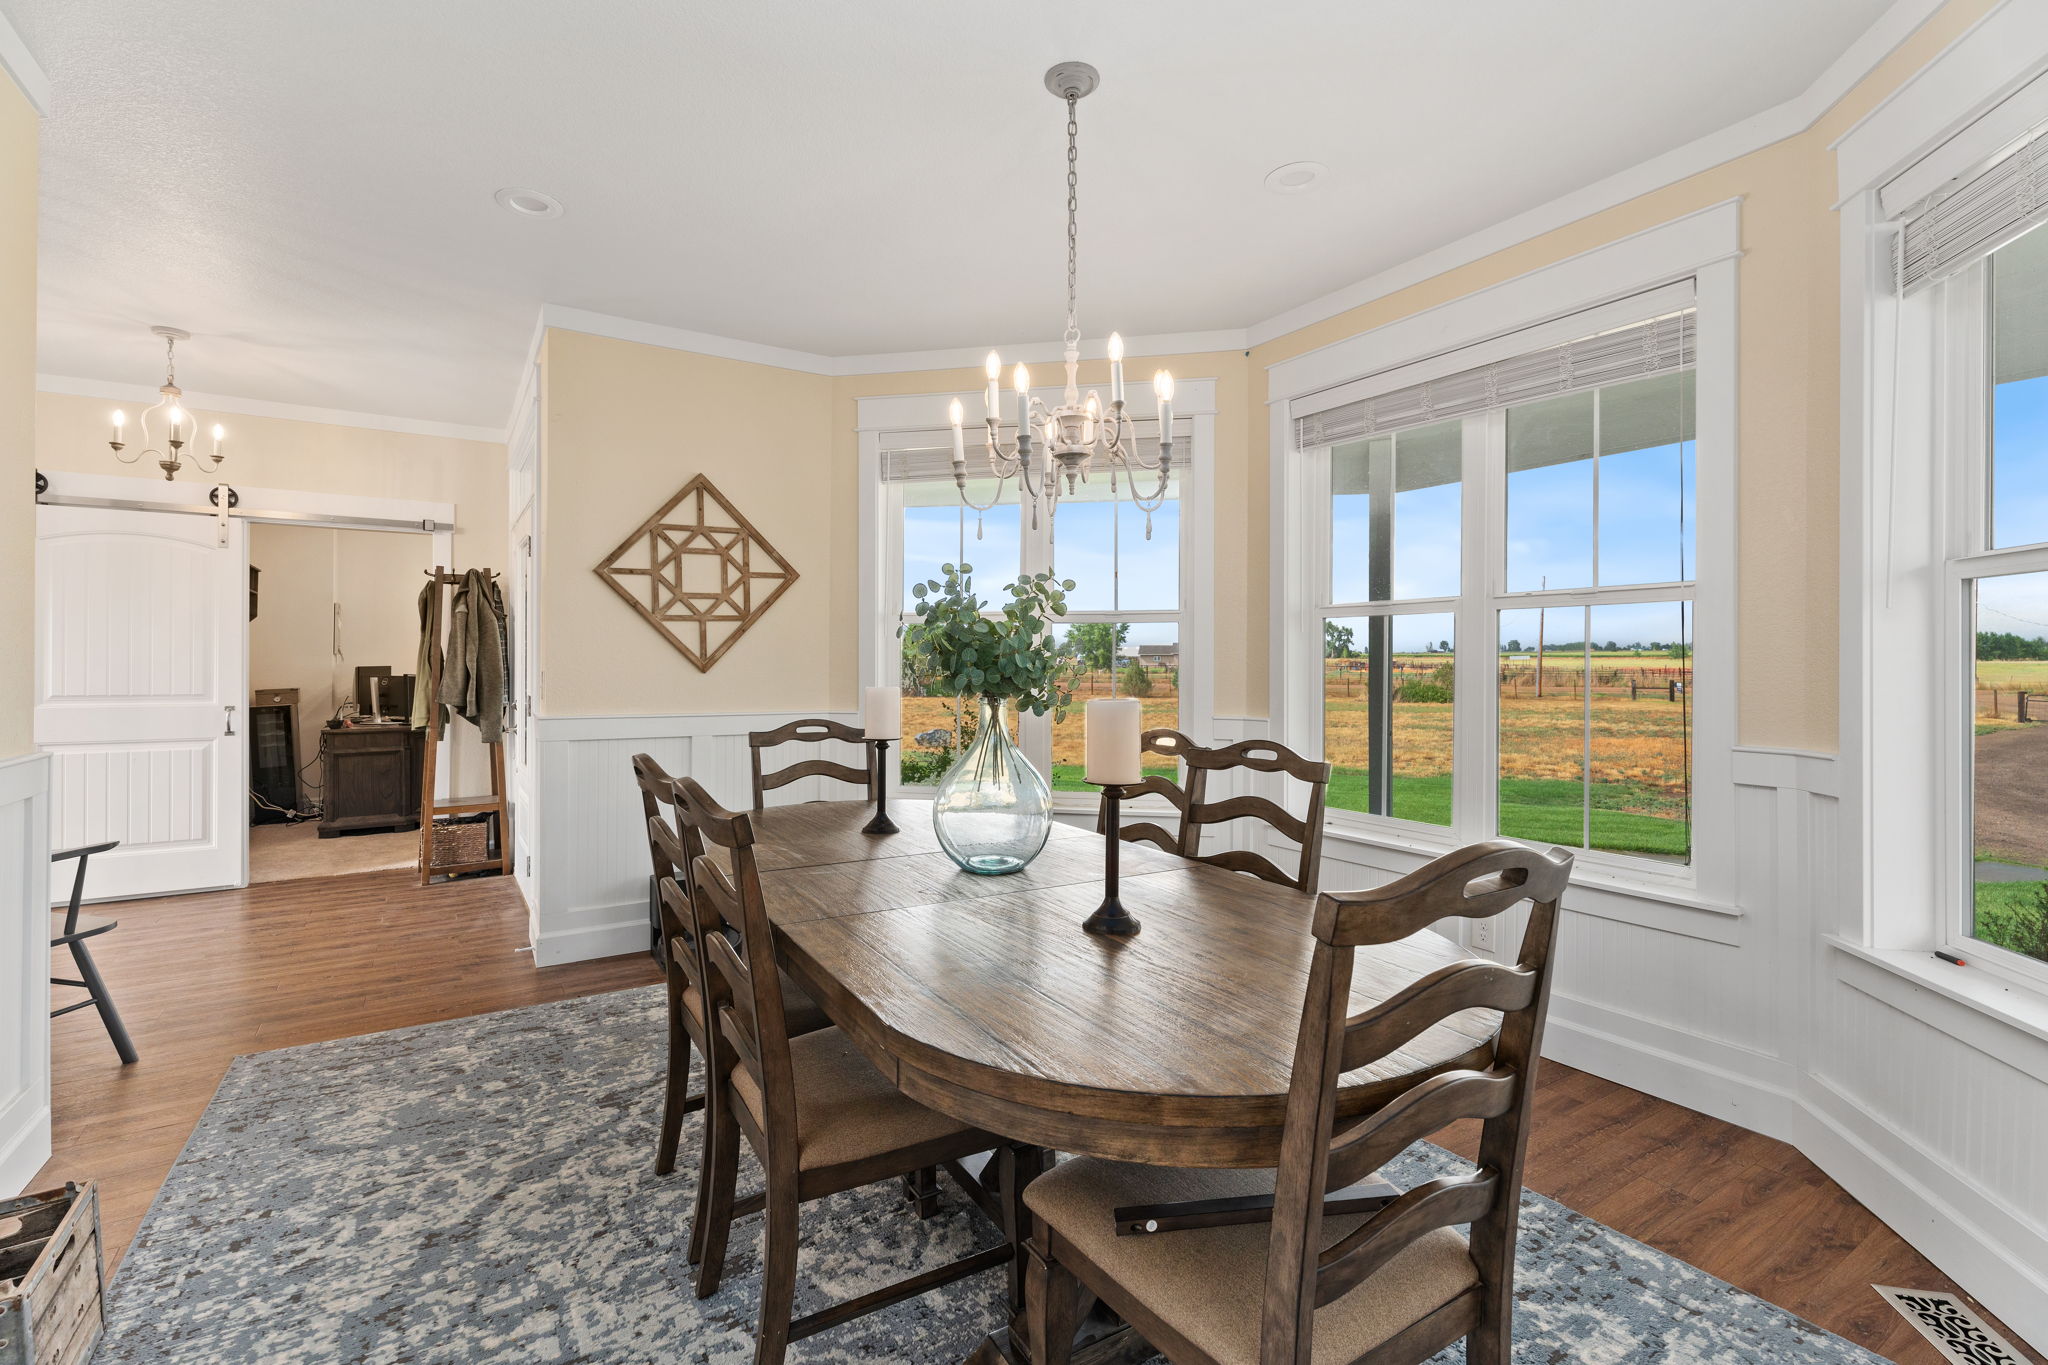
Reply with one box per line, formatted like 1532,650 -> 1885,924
1470,916 -> 1496,953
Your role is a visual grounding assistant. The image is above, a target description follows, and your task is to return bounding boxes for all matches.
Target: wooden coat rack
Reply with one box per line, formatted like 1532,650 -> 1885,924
419,567 -> 512,883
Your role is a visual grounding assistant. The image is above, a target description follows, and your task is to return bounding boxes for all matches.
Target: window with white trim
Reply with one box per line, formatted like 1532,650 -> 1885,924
1295,305 -> 1702,872
1951,223 -> 2048,975
876,405 -> 1204,798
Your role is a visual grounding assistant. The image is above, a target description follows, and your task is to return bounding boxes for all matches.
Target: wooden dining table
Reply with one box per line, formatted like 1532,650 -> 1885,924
743,798 -> 1492,1364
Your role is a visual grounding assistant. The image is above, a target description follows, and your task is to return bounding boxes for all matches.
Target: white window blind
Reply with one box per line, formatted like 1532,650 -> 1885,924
881,422 -> 1189,483
1894,122 -> 2048,295
1293,309 -> 1695,451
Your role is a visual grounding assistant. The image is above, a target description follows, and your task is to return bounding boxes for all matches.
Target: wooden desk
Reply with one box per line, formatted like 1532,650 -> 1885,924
744,799 -> 1489,1362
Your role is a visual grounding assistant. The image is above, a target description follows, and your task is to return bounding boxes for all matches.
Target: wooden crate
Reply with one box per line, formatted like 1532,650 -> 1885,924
0,1183 -> 104,1365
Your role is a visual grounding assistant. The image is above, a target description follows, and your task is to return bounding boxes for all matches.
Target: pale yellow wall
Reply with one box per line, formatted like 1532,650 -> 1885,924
537,327 -> 837,715
1242,0 -> 1997,750
35,393 -> 507,576
0,82 -> 35,761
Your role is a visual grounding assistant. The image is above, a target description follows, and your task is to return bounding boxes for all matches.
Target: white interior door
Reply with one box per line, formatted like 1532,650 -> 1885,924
35,505 -> 249,900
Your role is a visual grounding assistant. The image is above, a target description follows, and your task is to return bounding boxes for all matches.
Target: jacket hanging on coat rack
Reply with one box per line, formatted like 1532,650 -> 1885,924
413,568 -> 509,743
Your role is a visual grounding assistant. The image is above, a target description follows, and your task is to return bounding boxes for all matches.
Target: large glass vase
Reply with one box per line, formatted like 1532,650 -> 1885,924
931,696 -> 1053,875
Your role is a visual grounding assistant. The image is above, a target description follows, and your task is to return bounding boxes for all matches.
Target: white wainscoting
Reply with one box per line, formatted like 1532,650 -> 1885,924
528,712 -> 863,967
0,751 -> 52,1196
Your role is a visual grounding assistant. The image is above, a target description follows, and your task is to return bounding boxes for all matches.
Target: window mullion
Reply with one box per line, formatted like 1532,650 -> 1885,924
1455,411 -> 1499,847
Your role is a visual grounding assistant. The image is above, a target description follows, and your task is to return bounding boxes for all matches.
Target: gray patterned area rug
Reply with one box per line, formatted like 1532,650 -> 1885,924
100,988 -> 1889,1364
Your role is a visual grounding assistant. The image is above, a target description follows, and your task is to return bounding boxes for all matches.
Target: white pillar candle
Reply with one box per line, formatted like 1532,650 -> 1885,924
1085,698 -> 1143,785
864,685 -> 902,741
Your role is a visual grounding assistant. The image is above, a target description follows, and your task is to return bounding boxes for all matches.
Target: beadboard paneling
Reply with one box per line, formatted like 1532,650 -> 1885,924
0,751 -> 52,1195
527,711 -> 861,966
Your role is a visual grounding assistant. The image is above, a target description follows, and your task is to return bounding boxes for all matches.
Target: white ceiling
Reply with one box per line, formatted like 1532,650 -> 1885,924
7,0 -> 1903,430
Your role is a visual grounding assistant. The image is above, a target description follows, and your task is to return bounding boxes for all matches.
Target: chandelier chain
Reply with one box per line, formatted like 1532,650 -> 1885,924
1064,94 -> 1080,351
164,333 -> 176,387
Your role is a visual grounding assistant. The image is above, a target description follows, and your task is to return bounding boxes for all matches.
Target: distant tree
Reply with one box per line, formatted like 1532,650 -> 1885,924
1438,639 -> 1451,653
1067,621 -> 1128,673
1504,638 -> 1523,653
1603,640 -> 1619,652
1976,630 -> 2048,660
1667,642 -> 1692,660
1324,620 -> 1356,659
1120,661 -> 1154,697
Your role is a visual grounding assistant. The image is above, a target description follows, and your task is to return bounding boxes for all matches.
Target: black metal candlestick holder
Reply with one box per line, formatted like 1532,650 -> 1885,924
1082,780 -> 1141,937
863,739 -> 900,835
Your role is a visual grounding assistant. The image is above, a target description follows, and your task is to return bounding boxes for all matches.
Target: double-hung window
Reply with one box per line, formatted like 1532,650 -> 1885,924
1295,303 -> 1702,875
870,389 -> 1208,799
1943,222 -> 2048,979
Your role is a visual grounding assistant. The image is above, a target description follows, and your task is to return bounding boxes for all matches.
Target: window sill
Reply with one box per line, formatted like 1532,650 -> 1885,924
1826,935 -> 2048,1081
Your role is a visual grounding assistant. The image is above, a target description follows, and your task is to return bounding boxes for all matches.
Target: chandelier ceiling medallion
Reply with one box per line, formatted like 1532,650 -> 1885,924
107,326 -> 230,481
948,62 -> 1175,535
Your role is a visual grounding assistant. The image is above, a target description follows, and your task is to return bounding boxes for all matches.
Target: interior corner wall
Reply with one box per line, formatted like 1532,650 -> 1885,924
0,64 -> 50,1201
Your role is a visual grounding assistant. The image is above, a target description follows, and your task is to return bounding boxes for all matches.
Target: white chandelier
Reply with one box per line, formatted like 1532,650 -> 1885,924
947,62 -> 1175,534
107,326 -> 229,481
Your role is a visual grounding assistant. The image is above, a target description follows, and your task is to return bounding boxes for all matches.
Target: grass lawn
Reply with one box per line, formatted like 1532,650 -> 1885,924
1049,762 -> 1689,858
1328,768 -> 1690,858
1971,876 -> 2048,962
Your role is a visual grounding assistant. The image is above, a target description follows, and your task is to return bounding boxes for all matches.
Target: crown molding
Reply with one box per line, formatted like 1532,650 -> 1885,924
539,303 -> 1247,377
37,374 -> 506,444
0,10 -> 48,115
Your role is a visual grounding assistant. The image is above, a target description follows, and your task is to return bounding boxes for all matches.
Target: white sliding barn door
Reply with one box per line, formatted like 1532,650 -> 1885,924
35,505 -> 248,900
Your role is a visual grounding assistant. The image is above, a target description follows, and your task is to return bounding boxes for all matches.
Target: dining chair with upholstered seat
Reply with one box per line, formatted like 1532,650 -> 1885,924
677,775 -> 1015,1365
1177,738 -> 1334,896
1097,728 -> 1201,856
631,755 -> 829,1213
1022,838 -> 1572,1365
746,718 -> 875,812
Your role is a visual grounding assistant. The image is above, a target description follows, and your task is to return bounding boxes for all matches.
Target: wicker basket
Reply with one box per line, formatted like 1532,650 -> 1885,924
0,1183 -> 104,1365
429,816 -> 493,868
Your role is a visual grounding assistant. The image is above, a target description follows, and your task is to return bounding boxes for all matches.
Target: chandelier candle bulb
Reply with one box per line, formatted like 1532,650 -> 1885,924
1084,698 -> 1143,785
985,352 -> 1002,420
864,685 -> 902,741
949,399 -> 966,466
1108,332 -> 1125,404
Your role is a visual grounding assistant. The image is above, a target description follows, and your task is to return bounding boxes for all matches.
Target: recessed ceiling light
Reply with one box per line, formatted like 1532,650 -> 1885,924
494,187 -> 564,219
1264,161 -> 1327,195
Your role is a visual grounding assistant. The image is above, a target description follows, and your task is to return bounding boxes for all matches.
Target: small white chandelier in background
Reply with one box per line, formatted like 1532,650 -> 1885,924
948,62 -> 1175,534
108,326 -> 230,481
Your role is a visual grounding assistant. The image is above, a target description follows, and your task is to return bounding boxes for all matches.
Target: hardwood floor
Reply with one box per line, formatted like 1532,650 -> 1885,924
33,868 -> 2030,1363
32,868 -> 659,1273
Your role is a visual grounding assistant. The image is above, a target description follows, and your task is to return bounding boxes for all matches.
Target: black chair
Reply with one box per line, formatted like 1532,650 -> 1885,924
50,841 -> 137,1064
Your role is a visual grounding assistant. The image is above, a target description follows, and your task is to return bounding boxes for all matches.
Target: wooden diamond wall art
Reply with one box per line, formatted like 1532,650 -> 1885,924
594,475 -> 799,672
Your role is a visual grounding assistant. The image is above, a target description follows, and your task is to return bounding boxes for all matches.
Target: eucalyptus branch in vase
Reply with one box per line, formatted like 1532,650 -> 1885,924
898,563 -> 1075,875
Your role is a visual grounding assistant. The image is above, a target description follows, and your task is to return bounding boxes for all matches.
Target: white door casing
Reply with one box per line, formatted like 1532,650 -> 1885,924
35,505 -> 249,900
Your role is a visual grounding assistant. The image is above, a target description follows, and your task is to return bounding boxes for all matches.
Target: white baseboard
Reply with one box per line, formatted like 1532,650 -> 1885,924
531,904 -> 647,968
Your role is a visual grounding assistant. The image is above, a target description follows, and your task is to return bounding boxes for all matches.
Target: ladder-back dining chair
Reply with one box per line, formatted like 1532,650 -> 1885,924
50,840 -> 138,1064
631,754 -> 829,1200
1022,839 -> 1572,1365
1097,728 -> 1201,856
746,719 -> 875,812
1179,738 -> 1334,896
676,775 -> 1013,1365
